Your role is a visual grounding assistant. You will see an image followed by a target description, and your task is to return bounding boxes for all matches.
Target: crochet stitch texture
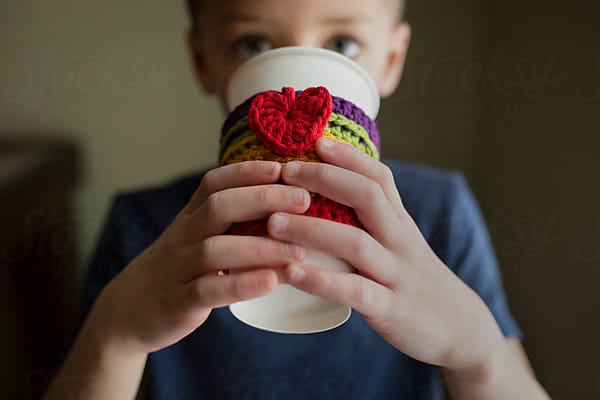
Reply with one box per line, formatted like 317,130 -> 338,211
219,86 -> 380,235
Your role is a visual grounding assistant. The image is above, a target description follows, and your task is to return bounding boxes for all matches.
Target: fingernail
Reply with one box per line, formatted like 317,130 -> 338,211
289,264 -> 306,282
261,161 -> 277,174
319,138 -> 334,151
286,243 -> 303,259
293,188 -> 307,206
285,162 -> 301,178
270,213 -> 289,233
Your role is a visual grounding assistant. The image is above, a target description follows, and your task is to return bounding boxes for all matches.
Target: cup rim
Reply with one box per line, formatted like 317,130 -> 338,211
226,46 -> 380,119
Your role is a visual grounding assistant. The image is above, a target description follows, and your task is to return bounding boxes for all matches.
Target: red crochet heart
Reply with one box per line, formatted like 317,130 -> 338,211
248,86 -> 333,156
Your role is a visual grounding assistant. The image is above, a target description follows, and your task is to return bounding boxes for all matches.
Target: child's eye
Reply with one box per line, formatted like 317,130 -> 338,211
232,36 -> 272,59
325,37 -> 361,58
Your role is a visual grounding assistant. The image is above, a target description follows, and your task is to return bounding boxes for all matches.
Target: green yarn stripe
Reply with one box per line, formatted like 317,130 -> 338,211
219,131 -> 255,161
325,113 -> 380,160
219,112 -> 379,161
219,116 -> 251,159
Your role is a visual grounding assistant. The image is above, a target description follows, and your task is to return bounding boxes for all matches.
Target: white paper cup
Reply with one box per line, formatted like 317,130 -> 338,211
229,248 -> 353,334
226,46 -> 380,119
226,46 -> 377,334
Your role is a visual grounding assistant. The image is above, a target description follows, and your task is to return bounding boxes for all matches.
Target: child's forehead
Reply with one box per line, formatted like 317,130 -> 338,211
195,0 -> 401,23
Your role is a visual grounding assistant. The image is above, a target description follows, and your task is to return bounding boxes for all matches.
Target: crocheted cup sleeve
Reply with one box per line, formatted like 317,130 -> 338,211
218,86 -> 380,236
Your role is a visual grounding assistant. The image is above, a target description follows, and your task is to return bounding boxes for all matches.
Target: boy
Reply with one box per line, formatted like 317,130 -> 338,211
45,0 -> 550,399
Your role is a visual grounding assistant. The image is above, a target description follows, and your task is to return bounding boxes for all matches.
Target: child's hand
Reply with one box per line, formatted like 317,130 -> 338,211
86,161 -> 309,356
267,138 -> 508,382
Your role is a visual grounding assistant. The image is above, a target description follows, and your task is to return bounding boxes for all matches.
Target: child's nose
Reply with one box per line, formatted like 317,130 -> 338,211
273,31 -> 321,50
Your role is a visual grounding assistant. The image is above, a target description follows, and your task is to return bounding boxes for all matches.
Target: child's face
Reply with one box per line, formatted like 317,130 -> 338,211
188,0 -> 410,109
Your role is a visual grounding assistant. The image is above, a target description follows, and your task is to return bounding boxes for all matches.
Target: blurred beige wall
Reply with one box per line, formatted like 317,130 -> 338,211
0,0 -> 222,267
1,1 -> 598,399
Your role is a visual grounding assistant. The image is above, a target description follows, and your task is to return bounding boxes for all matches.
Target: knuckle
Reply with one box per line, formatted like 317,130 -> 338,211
199,169 -> 217,194
315,271 -> 333,293
199,237 -> 219,260
380,164 -> 394,185
205,192 -> 224,216
363,181 -> 383,205
397,268 -> 414,294
316,163 -> 330,182
303,216 -> 317,238
371,297 -> 400,334
350,231 -> 373,260
257,238 -> 275,256
232,275 -> 254,298
261,186 -> 278,207
351,283 -> 372,306
246,238 -> 263,258
190,280 -> 206,303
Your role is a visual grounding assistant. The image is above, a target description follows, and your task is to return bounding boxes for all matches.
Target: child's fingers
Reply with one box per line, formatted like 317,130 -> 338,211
267,213 -> 400,289
180,235 -> 305,282
315,138 -> 405,216
183,161 -> 282,214
186,184 -> 310,239
281,161 -> 402,249
283,263 -> 393,320
184,268 -> 279,310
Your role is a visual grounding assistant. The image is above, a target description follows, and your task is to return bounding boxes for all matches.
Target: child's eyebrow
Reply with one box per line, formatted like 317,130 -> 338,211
220,12 -> 265,25
319,16 -> 375,26
219,13 -> 373,27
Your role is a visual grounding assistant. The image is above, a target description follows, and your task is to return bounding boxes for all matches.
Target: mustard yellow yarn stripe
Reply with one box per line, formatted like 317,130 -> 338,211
220,134 -> 260,165
220,131 -> 350,166
219,129 -> 254,162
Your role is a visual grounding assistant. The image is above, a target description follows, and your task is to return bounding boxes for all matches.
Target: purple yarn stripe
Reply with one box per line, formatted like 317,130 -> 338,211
331,95 -> 380,151
220,90 -> 380,152
220,94 -> 257,139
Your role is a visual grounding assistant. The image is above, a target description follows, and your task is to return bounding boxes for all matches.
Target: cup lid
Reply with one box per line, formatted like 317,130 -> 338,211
226,46 -> 380,119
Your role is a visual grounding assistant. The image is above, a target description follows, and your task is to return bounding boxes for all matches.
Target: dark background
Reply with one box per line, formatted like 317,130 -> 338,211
1,0 -> 599,399
379,0 -> 600,398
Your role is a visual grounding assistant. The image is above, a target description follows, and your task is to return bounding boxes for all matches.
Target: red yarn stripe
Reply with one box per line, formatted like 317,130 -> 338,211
227,194 -> 363,236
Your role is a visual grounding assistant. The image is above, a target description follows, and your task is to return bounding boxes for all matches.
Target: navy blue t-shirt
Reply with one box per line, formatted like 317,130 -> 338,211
82,159 -> 522,400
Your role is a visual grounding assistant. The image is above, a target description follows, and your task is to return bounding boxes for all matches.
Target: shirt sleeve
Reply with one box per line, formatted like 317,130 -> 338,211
436,172 -> 523,340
